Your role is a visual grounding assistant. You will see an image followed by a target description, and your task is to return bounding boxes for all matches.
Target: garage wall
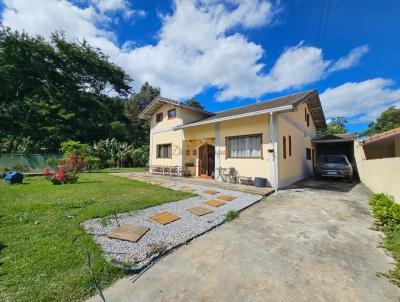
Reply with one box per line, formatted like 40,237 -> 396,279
355,142 -> 400,203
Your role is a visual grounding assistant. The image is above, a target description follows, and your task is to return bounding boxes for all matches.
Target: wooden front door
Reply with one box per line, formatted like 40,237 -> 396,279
198,144 -> 215,177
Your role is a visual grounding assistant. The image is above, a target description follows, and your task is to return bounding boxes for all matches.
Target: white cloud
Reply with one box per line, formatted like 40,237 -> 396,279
320,78 -> 400,122
328,45 -> 369,72
1,0 -> 369,102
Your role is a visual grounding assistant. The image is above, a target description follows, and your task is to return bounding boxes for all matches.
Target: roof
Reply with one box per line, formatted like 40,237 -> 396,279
138,96 -> 214,119
312,133 -> 358,143
139,89 -> 327,130
361,127 -> 400,145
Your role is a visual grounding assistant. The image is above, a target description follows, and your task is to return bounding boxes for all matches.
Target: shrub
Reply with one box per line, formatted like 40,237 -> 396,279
85,156 -> 101,171
60,140 -> 92,157
369,193 -> 400,225
46,158 -> 60,170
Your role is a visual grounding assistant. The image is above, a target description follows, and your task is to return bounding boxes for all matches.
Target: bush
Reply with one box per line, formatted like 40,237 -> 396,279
85,156 -> 101,171
60,140 -> 92,157
46,158 -> 59,169
369,193 -> 400,225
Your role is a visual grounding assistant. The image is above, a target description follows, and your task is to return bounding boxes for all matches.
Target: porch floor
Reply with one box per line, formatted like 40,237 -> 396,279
115,172 -> 274,196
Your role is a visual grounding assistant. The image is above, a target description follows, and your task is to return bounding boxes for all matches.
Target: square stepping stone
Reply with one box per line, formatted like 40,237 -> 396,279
203,189 -> 219,195
180,187 -> 195,192
151,180 -> 167,185
217,195 -> 236,202
204,199 -> 226,207
150,211 -> 181,225
107,224 -> 149,242
186,206 -> 214,216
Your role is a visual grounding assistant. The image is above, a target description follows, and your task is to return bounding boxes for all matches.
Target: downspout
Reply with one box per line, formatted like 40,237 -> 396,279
269,112 -> 279,191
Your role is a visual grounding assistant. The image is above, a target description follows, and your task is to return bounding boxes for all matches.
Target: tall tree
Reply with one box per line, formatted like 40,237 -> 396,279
365,106 -> 400,135
185,98 -> 204,109
317,117 -> 348,136
0,27 -> 132,153
124,82 -> 160,146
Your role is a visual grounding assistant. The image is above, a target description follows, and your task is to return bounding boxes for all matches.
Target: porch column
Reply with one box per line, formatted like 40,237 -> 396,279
177,129 -> 184,169
268,112 -> 279,191
215,122 -> 221,181
149,131 -> 153,166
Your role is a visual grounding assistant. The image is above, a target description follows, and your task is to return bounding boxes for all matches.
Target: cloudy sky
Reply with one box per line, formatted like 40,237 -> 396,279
1,0 -> 399,132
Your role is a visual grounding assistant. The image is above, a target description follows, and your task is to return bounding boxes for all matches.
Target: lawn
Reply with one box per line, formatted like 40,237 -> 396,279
0,173 -> 191,302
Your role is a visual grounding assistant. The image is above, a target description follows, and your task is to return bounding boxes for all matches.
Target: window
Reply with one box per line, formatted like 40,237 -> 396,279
226,134 -> 262,158
156,112 -> 163,123
168,109 -> 176,119
306,148 -> 311,160
192,149 -> 197,156
304,108 -> 307,122
289,135 -> 292,156
186,149 -> 190,156
306,113 -> 310,127
156,144 -> 171,158
282,136 -> 287,159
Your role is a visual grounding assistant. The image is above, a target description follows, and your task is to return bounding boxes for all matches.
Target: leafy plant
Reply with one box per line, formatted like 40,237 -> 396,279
369,193 -> 400,225
225,210 -> 239,221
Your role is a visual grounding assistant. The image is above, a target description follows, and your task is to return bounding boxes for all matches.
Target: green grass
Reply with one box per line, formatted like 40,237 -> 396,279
224,210 -> 239,221
96,167 -> 146,173
0,173 -> 191,302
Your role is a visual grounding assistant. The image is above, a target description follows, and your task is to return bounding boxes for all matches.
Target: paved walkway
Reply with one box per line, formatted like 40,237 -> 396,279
88,179 -> 400,302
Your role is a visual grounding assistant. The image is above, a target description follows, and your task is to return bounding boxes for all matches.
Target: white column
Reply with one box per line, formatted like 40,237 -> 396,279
268,112 -> 280,191
177,129 -> 184,169
214,122 -> 221,181
149,130 -> 153,167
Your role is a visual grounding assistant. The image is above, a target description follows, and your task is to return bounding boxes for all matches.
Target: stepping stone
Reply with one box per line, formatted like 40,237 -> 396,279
150,211 -> 181,225
217,195 -> 236,202
203,189 -> 218,195
180,187 -> 195,192
151,180 -> 167,185
186,206 -> 214,216
107,224 -> 149,242
204,199 -> 226,207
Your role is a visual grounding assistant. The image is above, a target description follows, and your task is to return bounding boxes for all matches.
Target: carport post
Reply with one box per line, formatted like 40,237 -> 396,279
269,112 -> 279,191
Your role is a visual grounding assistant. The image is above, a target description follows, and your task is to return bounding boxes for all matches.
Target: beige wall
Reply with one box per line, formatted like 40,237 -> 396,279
278,103 -> 316,187
218,114 -> 270,179
363,136 -> 400,159
355,142 -> 400,203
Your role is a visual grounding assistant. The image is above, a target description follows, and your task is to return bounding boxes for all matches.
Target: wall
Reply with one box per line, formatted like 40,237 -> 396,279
278,103 -> 316,187
218,114 -> 270,179
355,142 -> 400,202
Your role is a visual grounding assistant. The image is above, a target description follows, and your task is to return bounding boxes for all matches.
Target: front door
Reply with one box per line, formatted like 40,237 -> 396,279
198,144 -> 215,177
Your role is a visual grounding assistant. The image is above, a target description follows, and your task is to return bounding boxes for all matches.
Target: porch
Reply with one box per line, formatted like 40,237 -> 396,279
125,172 -> 274,196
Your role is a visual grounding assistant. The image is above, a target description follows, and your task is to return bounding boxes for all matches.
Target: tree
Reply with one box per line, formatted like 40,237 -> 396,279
124,82 -> 160,146
365,106 -> 400,135
0,27 -> 132,153
185,98 -> 204,109
317,117 -> 348,136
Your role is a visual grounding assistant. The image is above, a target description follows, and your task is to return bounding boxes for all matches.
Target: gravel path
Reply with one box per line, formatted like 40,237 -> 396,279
81,176 -> 262,267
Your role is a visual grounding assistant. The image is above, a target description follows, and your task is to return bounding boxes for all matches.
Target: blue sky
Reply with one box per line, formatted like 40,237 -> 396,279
1,0 -> 400,133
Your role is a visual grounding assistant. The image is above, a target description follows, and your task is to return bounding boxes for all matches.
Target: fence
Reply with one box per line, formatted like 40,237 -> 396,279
0,154 -> 63,173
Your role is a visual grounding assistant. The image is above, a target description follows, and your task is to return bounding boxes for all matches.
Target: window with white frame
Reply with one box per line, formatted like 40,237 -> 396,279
226,134 -> 262,158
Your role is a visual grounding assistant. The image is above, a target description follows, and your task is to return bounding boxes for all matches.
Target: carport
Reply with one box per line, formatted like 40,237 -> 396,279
312,134 -> 358,175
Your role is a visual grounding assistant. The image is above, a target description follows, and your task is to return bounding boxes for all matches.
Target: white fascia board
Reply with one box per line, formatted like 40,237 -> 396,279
175,104 -> 294,129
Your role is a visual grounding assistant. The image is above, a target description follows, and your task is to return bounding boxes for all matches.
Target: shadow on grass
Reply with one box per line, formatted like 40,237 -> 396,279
0,242 -> 7,276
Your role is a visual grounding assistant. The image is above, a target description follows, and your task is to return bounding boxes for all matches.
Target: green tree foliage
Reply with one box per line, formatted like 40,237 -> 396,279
124,82 -> 160,146
185,98 -> 204,109
317,117 -> 348,136
365,106 -> 400,135
0,27 -> 132,153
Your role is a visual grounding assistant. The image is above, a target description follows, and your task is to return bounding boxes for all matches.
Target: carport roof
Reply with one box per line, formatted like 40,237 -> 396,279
312,133 -> 358,143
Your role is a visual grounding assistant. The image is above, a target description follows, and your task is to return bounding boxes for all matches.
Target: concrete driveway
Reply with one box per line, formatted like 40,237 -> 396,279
88,179 -> 399,302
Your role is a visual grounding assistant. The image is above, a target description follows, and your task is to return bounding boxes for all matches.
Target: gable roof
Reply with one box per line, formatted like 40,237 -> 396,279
360,127 -> 400,145
138,96 -> 213,119
139,89 -> 327,130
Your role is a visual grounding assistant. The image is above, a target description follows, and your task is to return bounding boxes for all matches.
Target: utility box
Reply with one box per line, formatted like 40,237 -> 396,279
4,171 -> 24,184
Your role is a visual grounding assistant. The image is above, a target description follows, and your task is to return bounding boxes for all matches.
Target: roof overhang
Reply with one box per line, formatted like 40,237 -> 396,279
299,90 -> 327,130
361,131 -> 400,146
312,138 -> 355,143
175,104 -> 294,129
138,96 -> 213,119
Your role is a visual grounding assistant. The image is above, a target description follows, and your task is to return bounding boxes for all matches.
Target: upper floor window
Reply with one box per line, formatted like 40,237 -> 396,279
282,136 -> 287,159
306,113 -> 310,127
289,135 -> 292,156
156,112 -> 163,123
168,109 -> 176,119
226,134 -> 262,158
306,148 -> 311,160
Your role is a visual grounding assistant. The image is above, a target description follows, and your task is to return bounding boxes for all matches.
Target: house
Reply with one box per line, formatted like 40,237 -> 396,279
355,127 -> 400,202
139,90 -> 326,189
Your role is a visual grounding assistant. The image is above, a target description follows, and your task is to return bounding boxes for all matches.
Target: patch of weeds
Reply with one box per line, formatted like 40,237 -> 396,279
369,193 -> 400,286
99,217 -> 112,227
225,210 -> 239,221
146,242 -> 168,257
